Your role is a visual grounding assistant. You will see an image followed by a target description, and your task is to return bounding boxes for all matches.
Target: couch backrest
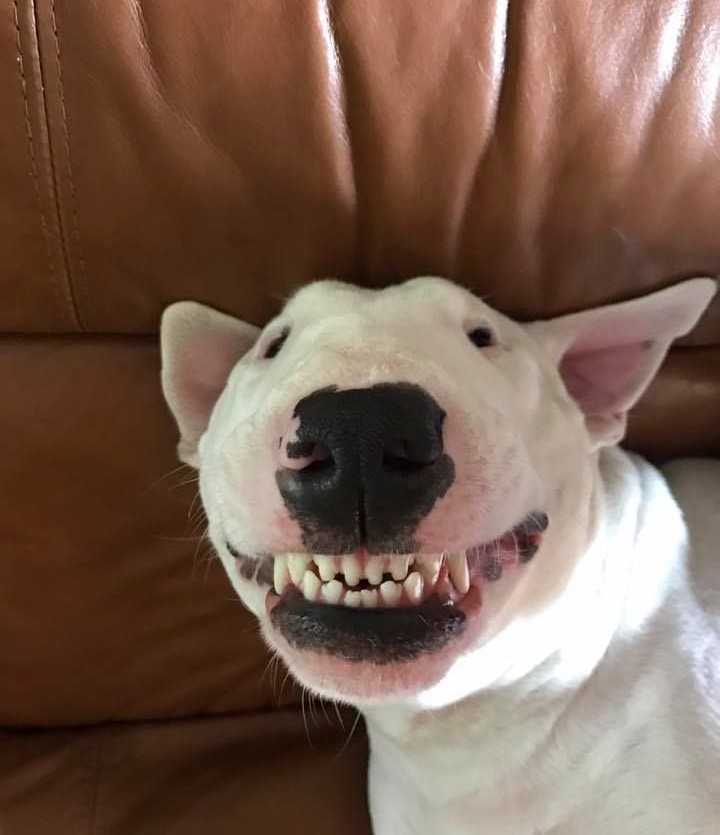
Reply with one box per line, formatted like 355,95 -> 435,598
1,0 -> 718,726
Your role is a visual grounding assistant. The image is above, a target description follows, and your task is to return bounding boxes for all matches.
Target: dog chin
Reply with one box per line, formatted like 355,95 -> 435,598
261,587 -> 485,703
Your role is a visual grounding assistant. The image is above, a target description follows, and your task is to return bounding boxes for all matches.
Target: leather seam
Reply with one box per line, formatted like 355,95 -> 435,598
12,0 -> 63,317
49,0 -> 87,329
322,0 -> 361,277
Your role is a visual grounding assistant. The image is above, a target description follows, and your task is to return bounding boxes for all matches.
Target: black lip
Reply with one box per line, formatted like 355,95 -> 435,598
270,591 -> 466,664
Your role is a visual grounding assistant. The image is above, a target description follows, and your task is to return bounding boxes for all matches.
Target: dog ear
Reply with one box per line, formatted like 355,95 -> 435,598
160,302 -> 260,466
528,278 -> 717,448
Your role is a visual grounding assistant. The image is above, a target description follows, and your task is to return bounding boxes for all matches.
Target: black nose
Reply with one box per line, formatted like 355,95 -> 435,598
276,383 -> 455,553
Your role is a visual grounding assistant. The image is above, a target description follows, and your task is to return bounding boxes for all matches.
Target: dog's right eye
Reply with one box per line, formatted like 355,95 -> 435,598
263,327 -> 290,359
467,326 -> 494,348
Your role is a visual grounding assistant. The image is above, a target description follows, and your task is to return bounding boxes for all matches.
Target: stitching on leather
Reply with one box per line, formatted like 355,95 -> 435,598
50,0 -> 88,329
12,0 -> 63,314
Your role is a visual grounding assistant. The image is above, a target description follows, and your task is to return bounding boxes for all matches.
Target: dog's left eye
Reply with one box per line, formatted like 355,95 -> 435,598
263,327 -> 290,359
467,326 -> 494,348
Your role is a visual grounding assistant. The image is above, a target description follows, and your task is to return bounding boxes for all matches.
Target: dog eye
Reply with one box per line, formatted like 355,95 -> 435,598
467,327 -> 494,348
263,327 -> 290,359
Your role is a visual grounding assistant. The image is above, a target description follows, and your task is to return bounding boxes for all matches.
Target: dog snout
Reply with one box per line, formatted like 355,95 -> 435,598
276,383 -> 455,553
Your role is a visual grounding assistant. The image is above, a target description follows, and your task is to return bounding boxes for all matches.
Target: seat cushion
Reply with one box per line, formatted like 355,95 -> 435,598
0,710 -> 370,834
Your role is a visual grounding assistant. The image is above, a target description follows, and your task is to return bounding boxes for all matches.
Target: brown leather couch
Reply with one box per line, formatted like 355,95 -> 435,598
1,1 -> 718,832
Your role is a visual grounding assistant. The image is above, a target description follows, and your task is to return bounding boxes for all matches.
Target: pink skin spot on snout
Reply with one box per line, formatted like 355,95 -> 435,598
273,509 -> 302,541
277,415 -> 333,471
279,440 -> 332,471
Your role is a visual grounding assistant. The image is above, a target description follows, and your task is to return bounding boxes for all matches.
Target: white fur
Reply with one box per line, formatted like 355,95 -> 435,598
160,277 -> 719,834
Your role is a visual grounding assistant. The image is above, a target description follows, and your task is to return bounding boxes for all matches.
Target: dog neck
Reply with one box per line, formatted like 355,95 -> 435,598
363,446 -> 687,768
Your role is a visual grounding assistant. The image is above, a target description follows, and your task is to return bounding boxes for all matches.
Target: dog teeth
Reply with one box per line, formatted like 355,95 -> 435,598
344,590 -> 362,607
341,555 -> 362,587
390,556 -> 411,581
320,578 -> 343,605
447,553 -> 470,594
273,556 -> 290,595
380,580 -> 402,606
416,554 -> 442,586
403,571 -> 424,604
365,556 -> 385,585
288,553 -> 311,585
361,589 -> 378,608
272,551 -> 470,607
302,570 -> 321,602
315,556 -> 336,582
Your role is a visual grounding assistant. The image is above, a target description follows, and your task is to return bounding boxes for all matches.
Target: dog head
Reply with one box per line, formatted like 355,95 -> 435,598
160,277 -> 715,706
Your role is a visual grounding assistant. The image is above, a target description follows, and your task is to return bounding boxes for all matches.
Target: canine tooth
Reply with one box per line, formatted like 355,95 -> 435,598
273,556 -> 290,594
288,554 -> 311,585
302,570 -> 321,601
361,589 -> 378,608
416,554 -> 442,586
403,572 -> 423,604
390,556 -> 410,581
344,590 -> 362,607
315,556 -> 336,582
365,556 -> 384,585
448,553 -> 470,594
321,579 -> 343,605
380,580 -> 402,607
342,555 -> 362,587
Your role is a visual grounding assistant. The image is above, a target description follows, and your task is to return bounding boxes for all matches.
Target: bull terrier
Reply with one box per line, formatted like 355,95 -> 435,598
160,277 -> 719,834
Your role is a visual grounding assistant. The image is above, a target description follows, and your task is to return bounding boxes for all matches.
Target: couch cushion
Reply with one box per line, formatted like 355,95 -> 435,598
0,710 -> 370,834
1,0 -> 719,340
0,337 -> 302,726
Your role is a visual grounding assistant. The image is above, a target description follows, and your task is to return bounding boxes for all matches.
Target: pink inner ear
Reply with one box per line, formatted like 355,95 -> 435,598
559,340 -> 654,415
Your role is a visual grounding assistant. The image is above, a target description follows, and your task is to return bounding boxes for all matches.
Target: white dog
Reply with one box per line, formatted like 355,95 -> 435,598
160,277 -> 719,834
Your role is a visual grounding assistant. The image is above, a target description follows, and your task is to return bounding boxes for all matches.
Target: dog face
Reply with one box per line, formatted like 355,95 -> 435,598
161,277 -> 714,707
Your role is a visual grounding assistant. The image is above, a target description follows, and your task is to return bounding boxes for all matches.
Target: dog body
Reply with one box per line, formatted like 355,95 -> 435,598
160,277 -> 719,833
366,454 -> 720,834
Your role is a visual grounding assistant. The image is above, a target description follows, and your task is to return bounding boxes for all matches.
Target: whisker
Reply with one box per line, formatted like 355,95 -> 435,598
139,463 -> 193,498
203,550 -> 219,584
279,668 -> 293,702
333,701 -> 346,730
188,490 -> 203,521
309,692 -> 320,727
335,710 -> 362,758
190,530 -> 211,581
260,652 -> 278,690
172,475 -> 200,490
271,655 -> 282,699
301,689 -> 315,747
189,515 -> 208,534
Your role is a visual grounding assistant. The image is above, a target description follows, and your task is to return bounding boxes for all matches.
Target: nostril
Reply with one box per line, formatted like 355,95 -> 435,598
382,438 -> 439,473
283,440 -> 334,473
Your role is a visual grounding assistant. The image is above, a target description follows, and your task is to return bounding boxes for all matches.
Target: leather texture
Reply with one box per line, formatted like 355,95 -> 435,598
0,711 -> 369,834
1,0 -> 718,831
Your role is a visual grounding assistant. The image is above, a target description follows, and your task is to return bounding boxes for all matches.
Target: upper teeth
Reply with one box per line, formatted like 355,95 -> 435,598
272,552 -> 470,608
447,552 -> 470,594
